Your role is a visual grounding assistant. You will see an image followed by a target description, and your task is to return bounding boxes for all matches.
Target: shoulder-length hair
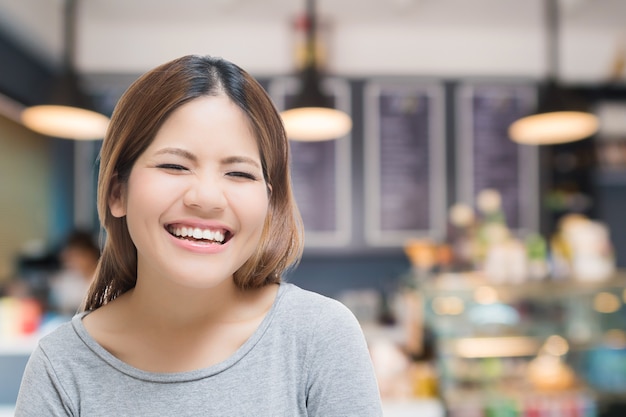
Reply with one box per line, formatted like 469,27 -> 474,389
83,55 -> 304,311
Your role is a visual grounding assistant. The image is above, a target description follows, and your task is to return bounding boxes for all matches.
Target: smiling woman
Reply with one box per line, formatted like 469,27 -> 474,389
13,54 -> 383,416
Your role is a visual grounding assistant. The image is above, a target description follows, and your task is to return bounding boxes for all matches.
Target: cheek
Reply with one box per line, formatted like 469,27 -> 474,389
119,176 -> 169,238
126,173 -> 169,209
238,189 -> 270,228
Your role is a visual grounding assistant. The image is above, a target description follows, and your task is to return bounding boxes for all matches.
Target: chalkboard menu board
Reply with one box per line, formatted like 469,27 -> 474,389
456,83 -> 538,231
269,77 -> 352,247
364,82 -> 446,246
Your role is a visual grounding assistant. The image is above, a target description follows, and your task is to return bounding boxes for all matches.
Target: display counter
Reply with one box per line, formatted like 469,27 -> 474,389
420,271 -> 626,417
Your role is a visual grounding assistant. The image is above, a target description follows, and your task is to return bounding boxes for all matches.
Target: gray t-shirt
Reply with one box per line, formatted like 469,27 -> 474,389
15,283 -> 383,416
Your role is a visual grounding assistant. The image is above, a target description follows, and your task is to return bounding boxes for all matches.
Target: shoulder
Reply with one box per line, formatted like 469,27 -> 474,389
19,318 -> 86,395
276,283 -> 366,346
16,315 -> 99,415
31,313 -> 99,376
278,285 -> 383,415
278,283 -> 359,327
279,283 -> 352,314
37,317 -> 83,354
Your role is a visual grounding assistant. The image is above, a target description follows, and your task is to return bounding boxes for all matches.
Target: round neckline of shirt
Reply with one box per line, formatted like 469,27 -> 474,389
71,282 -> 292,383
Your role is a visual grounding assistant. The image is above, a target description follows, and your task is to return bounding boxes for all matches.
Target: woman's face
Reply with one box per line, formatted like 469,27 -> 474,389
109,95 -> 269,290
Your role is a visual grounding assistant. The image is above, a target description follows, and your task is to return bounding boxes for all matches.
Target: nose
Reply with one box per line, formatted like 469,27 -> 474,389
183,176 -> 227,212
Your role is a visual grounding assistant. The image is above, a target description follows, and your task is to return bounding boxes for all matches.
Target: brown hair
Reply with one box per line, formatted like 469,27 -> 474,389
83,55 -> 303,311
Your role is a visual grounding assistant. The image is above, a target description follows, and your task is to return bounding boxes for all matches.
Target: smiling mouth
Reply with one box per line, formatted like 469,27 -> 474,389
166,225 -> 231,245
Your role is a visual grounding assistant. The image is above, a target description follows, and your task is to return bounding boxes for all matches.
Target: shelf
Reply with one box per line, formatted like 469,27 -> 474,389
440,336 -> 541,358
443,388 -> 598,417
418,271 -> 626,299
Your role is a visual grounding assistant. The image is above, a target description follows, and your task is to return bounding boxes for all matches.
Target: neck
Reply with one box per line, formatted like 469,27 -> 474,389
124,275 -> 279,333
127,276 -> 241,328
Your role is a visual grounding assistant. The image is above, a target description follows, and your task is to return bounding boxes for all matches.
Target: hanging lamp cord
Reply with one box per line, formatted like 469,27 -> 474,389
546,0 -> 559,82
304,0 -> 317,70
63,0 -> 78,72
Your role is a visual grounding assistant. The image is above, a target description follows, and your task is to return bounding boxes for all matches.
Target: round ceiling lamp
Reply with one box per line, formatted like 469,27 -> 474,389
508,0 -> 599,145
509,111 -> 599,145
22,104 -> 110,140
21,0 -> 109,140
509,82 -> 599,145
280,107 -> 352,142
280,0 -> 352,142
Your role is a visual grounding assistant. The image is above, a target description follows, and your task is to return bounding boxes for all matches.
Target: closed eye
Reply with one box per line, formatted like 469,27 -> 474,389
227,171 -> 258,180
157,163 -> 188,171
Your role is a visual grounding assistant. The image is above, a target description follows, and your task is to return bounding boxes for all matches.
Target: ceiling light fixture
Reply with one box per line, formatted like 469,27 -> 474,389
508,0 -> 599,145
280,0 -> 352,142
21,0 -> 109,140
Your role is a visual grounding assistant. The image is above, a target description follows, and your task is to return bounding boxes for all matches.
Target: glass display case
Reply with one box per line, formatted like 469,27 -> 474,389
419,271 -> 626,417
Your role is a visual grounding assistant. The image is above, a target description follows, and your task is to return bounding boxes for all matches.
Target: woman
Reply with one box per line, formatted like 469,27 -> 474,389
15,55 -> 382,416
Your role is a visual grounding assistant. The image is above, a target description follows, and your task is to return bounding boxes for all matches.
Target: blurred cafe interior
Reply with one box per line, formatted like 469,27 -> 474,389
2,0 -> 626,415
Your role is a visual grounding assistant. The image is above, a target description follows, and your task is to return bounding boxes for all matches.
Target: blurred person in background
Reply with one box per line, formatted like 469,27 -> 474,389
49,230 -> 100,316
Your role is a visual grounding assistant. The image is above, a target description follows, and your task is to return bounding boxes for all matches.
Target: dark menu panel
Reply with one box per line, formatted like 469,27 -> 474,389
365,83 -> 446,246
289,140 -> 338,232
457,84 -> 537,230
378,91 -> 431,231
269,77 -> 352,248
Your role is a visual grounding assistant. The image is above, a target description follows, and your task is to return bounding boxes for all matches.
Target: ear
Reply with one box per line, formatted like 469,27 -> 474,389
266,183 -> 272,197
108,174 -> 127,218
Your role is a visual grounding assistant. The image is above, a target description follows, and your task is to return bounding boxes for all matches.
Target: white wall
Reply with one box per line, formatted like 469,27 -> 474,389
75,12 -> 623,82
0,0 -> 624,83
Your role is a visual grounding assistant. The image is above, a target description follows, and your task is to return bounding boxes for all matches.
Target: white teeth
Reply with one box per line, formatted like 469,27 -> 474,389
170,226 -> 225,243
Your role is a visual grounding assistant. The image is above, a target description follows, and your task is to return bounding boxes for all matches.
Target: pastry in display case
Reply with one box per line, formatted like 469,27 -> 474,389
419,271 -> 626,417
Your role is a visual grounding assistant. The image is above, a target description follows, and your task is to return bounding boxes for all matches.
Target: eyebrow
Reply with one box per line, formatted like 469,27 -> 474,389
154,147 -> 197,162
154,148 -> 261,169
222,156 -> 262,170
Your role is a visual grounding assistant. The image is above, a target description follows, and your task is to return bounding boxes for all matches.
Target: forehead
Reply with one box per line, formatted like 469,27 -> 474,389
149,95 -> 258,151
167,94 -> 250,126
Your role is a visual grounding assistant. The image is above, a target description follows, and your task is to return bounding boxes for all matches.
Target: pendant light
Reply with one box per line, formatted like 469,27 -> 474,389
280,0 -> 352,142
508,0 -> 598,145
21,0 -> 109,140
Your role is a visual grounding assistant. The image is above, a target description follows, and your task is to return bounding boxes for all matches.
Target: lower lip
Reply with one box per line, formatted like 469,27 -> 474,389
167,231 -> 229,254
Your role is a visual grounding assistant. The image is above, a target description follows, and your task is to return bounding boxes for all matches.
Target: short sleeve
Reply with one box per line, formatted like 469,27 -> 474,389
304,299 -> 383,417
14,345 -> 74,417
